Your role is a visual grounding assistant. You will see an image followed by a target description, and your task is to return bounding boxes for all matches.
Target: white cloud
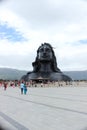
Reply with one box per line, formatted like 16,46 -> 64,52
0,0 -> 87,71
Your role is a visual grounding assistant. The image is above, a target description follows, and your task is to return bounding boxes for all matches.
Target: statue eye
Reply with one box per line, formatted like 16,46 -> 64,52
40,48 -> 44,52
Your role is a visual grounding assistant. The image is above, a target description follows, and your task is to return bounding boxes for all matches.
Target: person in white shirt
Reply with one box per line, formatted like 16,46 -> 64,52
20,82 -> 24,94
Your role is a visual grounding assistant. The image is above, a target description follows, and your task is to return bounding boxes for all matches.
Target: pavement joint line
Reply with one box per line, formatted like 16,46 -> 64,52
2,93 -> 87,103
0,111 -> 29,130
29,94 -> 87,103
1,94 -> 87,116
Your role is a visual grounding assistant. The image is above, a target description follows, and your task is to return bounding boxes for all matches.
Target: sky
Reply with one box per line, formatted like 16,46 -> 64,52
0,0 -> 87,71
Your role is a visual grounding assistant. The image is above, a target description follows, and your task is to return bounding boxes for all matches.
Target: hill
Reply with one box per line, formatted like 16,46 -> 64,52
0,68 -> 27,80
0,68 -> 87,80
63,71 -> 87,80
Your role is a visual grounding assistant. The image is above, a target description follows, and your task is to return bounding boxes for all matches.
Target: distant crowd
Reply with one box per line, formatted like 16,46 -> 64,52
0,80 -> 87,91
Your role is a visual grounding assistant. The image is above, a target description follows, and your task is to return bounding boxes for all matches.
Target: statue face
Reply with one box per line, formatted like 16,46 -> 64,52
38,44 -> 53,61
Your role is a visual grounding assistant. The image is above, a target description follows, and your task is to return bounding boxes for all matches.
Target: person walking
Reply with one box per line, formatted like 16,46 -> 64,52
20,81 -> 24,94
23,83 -> 27,95
3,82 -> 7,90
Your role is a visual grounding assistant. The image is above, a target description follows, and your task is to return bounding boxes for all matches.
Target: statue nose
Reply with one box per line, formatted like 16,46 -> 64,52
43,48 -> 47,56
43,52 -> 46,56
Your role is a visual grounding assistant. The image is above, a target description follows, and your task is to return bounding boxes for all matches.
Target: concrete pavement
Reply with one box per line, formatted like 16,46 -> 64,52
0,85 -> 87,130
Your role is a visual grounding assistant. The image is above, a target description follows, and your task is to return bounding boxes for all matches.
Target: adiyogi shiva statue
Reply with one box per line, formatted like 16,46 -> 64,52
21,43 -> 72,82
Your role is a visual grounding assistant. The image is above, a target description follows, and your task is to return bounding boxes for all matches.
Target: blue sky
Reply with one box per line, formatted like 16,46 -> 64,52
0,22 -> 27,42
0,0 -> 87,71
79,39 -> 87,44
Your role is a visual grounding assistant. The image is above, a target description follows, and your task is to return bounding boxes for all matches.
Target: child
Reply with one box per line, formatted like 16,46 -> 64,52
23,83 -> 27,95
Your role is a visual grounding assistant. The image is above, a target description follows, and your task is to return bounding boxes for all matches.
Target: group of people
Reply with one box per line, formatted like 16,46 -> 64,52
20,81 -> 28,94
0,80 -> 28,94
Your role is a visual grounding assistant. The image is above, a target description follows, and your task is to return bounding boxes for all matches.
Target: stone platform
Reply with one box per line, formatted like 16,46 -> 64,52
0,85 -> 87,130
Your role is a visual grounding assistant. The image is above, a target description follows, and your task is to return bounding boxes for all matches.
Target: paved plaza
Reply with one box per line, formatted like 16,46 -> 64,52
0,85 -> 87,130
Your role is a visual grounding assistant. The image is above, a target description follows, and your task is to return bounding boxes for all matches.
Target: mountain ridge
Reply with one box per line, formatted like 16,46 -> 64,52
0,68 -> 87,80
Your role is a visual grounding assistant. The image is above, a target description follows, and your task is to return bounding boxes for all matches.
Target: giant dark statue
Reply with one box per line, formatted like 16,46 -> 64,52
22,43 -> 71,81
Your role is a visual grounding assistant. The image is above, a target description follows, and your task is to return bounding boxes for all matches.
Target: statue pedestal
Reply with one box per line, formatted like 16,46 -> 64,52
27,72 -> 71,82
